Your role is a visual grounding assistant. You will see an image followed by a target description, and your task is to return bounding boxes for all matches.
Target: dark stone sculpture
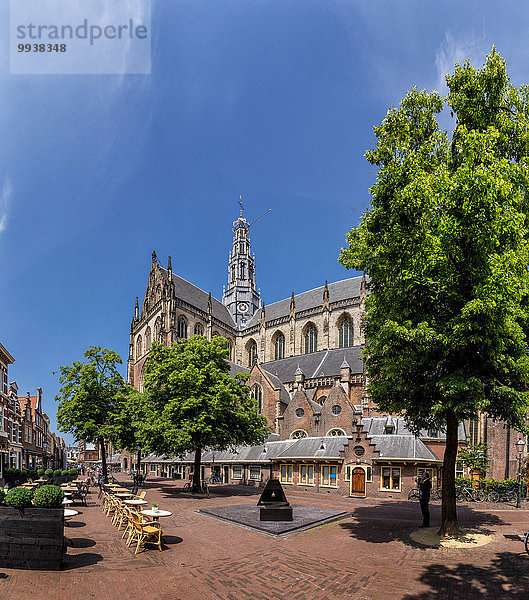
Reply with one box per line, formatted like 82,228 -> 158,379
257,478 -> 293,521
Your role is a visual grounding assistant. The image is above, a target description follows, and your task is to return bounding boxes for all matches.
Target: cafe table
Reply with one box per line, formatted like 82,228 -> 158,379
64,508 -> 78,518
62,498 -> 73,505
115,492 -> 134,498
140,509 -> 172,521
123,499 -> 148,506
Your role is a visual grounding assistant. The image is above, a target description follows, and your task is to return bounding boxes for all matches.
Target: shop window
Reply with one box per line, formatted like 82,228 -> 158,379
280,464 -> 293,484
231,465 -> 243,479
456,461 -> 464,477
249,466 -> 261,481
299,464 -> 314,485
381,467 -> 401,491
321,465 -> 337,487
417,468 -> 433,481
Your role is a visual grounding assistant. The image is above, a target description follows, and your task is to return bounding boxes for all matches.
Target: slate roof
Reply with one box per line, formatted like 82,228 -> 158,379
274,436 -> 349,460
259,346 -> 364,383
158,267 -> 236,329
362,417 -> 467,441
369,436 -> 440,462
245,276 -> 363,328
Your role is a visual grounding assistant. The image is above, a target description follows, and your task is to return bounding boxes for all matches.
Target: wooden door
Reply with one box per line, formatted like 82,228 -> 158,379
223,465 -> 229,483
351,467 -> 366,496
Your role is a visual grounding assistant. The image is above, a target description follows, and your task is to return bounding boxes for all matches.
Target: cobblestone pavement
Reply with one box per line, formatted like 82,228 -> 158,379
1,476 -> 529,600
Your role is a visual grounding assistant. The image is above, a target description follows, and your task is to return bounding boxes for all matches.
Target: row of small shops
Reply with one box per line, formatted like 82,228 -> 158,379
138,417 -> 462,498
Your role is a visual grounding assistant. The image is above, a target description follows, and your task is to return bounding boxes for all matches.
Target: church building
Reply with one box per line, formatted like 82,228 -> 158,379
127,208 -> 523,497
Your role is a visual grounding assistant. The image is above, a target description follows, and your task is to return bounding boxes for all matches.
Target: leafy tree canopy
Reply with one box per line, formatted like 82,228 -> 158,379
458,443 -> 490,473
142,336 -> 269,458
55,346 -> 126,480
339,49 -> 529,534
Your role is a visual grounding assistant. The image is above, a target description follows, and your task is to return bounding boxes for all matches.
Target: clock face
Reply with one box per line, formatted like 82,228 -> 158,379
238,302 -> 249,313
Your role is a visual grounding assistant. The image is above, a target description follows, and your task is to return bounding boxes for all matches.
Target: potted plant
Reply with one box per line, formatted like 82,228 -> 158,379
0,485 -> 65,570
151,501 -> 159,512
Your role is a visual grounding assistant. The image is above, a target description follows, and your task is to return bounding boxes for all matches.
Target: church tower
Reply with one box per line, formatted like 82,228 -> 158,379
222,202 -> 261,327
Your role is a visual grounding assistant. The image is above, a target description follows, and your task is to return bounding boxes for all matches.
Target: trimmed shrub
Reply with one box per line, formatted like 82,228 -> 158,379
0,489 -> 5,504
28,470 -> 38,480
45,469 -> 54,478
68,468 -> 78,477
53,470 -> 61,477
5,487 -> 33,509
61,470 -> 68,477
33,485 -> 64,508
37,469 -> 45,477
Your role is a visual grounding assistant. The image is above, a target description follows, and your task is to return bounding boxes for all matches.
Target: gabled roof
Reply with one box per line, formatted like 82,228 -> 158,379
245,276 -> 363,328
259,366 -> 291,404
259,346 -> 363,384
158,267 -> 236,329
369,435 -> 440,462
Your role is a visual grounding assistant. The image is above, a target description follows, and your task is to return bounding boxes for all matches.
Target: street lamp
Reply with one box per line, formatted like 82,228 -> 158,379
42,438 -> 48,471
516,438 -> 525,509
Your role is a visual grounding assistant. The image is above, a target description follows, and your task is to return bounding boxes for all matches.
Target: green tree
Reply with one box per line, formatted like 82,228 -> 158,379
142,336 -> 269,492
55,346 -> 126,483
340,50 -> 529,536
458,443 -> 490,474
109,387 -> 149,474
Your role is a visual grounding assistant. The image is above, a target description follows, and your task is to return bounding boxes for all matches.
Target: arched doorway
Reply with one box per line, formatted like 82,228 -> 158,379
351,467 -> 366,497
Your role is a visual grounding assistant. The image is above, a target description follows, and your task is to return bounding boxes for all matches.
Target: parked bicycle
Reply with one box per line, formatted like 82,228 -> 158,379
208,473 -> 222,484
456,484 -> 485,502
183,481 -> 209,494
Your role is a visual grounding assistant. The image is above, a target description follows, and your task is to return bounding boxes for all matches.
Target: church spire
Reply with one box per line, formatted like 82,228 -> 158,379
222,199 -> 261,328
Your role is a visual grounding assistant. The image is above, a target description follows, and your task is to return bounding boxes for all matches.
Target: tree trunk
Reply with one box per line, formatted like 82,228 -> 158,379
192,447 -> 202,492
439,409 -> 461,536
136,449 -> 141,473
100,438 -> 108,483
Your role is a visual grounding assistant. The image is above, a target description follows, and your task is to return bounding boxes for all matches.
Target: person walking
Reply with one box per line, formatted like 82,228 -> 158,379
419,471 -> 431,528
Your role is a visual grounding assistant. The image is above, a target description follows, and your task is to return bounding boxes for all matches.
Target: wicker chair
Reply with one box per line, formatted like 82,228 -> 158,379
129,512 -> 162,554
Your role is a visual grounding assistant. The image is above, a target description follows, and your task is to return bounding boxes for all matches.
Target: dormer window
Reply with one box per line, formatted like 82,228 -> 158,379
384,425 -> 395,435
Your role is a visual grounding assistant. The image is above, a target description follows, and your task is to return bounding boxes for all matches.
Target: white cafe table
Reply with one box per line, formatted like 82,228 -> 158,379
116,492 -> 134,498
62,498 -> 73,505
140,509 -> 172,521
64,508 -> 78,517
124,499 -> 148,506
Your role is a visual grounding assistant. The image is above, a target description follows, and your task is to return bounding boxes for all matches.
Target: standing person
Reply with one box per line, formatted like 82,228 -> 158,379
419,471 -> 431,528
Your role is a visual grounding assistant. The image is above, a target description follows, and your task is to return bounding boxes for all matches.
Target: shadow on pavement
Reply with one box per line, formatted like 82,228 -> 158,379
402,552 -> 529,599
65,521 -> 87,528
162,535 -> 183,546
158,484 -> 262,500
340,501 -> 505,548
68,538 -> 96,548
62,552 -> 103,570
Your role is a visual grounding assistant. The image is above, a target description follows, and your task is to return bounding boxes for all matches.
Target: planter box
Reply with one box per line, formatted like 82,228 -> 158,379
0,507 -> 64,570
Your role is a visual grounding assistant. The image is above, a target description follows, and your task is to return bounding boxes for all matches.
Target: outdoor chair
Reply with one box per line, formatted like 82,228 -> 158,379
71,487 -> 88,506
129,512 -> 163,554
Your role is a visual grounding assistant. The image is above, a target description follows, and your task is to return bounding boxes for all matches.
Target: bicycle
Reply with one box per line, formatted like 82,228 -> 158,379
209,474 -> 222,484
408,488 -> 420,500
524,529 -> 529,555
183,481 -> 209,494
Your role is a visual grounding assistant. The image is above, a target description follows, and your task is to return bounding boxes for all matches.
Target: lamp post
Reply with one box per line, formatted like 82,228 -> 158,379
516,438 -> 525,509
42,438 -> 48,471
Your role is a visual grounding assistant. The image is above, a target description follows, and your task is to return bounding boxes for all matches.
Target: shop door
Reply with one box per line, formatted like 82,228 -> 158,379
351,467 -> 366,496
223,465 -> 229,483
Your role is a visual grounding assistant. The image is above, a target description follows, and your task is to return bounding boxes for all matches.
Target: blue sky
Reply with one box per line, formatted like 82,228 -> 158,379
2,0 -> 529,444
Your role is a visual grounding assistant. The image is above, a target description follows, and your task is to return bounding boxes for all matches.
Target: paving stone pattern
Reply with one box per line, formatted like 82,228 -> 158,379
0,477 -> 528,600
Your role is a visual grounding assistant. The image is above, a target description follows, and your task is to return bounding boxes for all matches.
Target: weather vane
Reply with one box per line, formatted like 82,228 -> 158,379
239,195 -> 244,216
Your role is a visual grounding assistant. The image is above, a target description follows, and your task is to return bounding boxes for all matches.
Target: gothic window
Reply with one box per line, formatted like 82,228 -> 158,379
226,340 -> 233,360
177,317 -> 188,339
274,332 -> 285,360
291,429 -> 308,439
194,323 -> 204,336
304,325 -> 317,354
155,285 -> 161,302
154,317 -> 163,343
247,340 -> 258,367
339,317 -> 354,348
145,327 -> 151,349
327,428 -> 346,436
251,385 -> 263,413
249,264 -> 254,282
239,262 -> 246,279
468,420 -> 479,445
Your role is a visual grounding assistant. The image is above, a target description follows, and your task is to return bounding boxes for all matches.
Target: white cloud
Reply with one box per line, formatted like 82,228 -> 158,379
0,179 -> 13,234
435,33 -> 490,94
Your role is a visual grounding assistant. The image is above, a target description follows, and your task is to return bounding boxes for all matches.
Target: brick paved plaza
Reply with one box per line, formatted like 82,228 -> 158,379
1,476 -> 528,600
